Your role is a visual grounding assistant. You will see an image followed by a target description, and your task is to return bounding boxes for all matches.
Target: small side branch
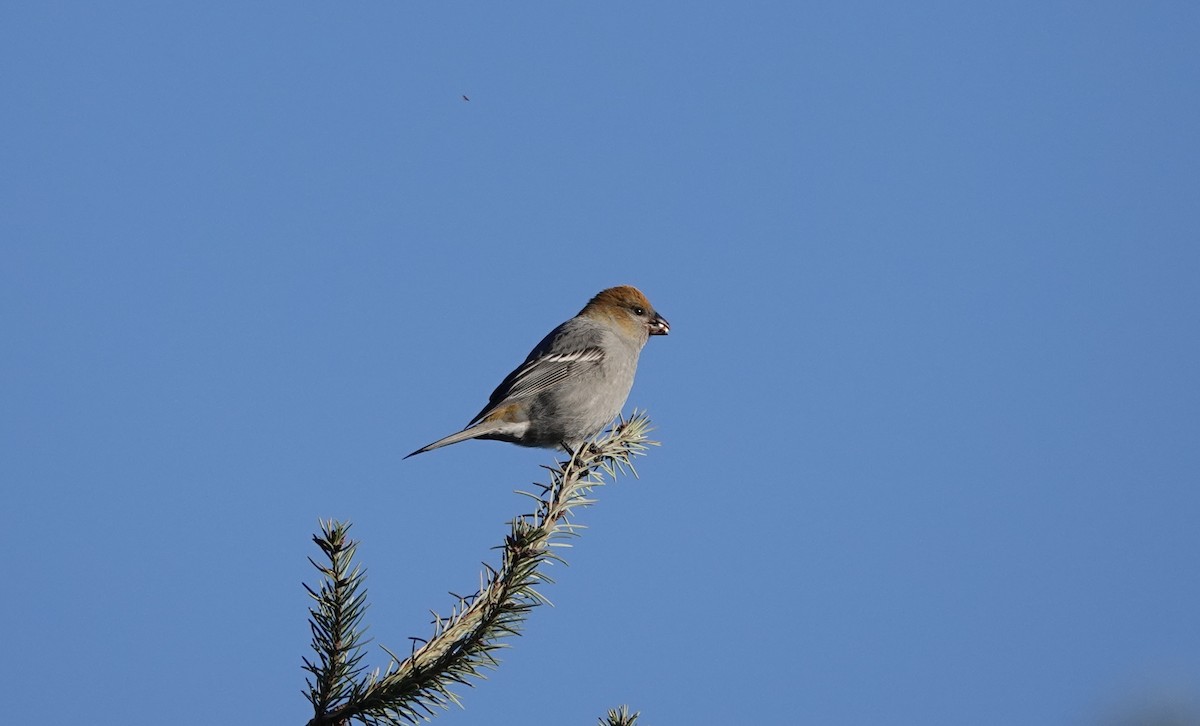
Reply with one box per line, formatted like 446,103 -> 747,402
599,705 -> 641,726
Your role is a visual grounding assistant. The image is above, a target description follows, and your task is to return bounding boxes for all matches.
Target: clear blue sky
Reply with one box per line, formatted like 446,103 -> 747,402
3,3 -> 1198,725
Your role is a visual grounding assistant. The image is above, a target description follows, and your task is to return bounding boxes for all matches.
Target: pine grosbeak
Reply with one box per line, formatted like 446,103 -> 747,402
405,286 -> 668,458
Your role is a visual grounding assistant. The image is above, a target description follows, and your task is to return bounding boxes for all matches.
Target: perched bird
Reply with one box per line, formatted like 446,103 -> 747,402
405,286 -> 669,458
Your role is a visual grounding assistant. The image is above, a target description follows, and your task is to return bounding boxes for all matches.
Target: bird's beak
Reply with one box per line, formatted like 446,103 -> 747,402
649,313 -> 670,336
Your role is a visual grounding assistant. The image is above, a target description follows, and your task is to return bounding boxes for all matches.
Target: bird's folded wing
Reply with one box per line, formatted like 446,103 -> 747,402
468,347 -> 605,425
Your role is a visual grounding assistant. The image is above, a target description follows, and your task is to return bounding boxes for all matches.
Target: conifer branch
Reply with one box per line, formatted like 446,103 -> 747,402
599,705 -> 640,726
303,413 -> 656,725
303,521 -> 372,720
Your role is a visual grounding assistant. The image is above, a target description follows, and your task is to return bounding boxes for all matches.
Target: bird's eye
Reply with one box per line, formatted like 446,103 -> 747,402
633,306 -> 646,316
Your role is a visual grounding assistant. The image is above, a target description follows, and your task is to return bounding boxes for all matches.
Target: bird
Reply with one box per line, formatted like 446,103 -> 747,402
405,285 -> 669,458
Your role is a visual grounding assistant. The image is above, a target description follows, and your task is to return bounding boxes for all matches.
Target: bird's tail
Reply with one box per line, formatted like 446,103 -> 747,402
403,420 -> 508,459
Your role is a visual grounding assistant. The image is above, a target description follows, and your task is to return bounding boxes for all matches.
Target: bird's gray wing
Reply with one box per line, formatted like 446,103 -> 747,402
468,345 -> 606,425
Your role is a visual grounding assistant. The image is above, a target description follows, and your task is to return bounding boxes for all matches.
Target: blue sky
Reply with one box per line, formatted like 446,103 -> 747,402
3,2 -> 1198,724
